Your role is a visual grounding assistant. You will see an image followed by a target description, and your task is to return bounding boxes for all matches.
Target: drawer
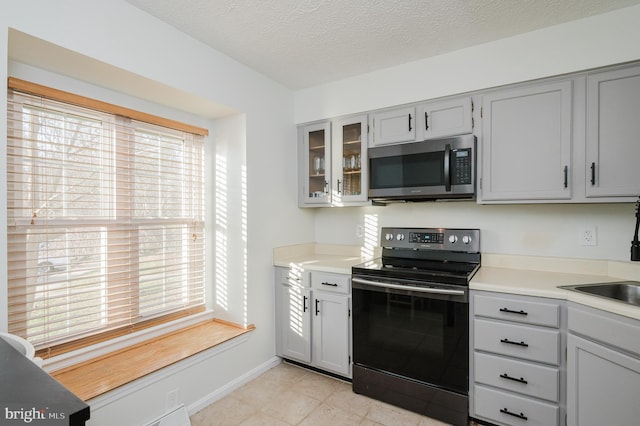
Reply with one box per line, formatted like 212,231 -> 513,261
474,293 -> 560,328
475,352 -> 560,402
277,267 -> 309,288
474,318 -> 560,365
311,271 -> 350,294
474,384 -> 559,426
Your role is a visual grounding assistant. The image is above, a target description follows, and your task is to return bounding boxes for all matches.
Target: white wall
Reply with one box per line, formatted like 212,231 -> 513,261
296,5 -> 640,263
294,4 -> 640,123
314,202 -> 636,261
1,1 -> 315,425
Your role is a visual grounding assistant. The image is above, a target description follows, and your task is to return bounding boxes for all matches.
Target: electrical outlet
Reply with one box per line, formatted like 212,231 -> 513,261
580,226 -> 597,246
166,388 -> 180,411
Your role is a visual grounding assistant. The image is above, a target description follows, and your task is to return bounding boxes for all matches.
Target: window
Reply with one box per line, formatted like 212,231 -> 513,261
7,79 -> 207,356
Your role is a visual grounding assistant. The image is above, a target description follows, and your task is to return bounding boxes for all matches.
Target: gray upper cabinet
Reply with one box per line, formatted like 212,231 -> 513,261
300,121 -> 332,206
370,106 -> 417,146
299,116 -> 369,207
479,80 -> 573,202
369,97 -> 473,147
417,97 -> 473,140
585,65 -> 640,198
332,115 -> 368,205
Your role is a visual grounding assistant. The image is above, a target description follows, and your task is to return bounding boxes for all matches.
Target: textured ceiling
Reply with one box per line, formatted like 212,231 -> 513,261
125,0 -> 640,90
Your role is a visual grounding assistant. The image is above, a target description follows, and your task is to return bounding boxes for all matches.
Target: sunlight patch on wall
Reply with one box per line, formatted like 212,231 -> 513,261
241,164 -> 248,328
361,213 -> 379,258
215,154 -> 228,311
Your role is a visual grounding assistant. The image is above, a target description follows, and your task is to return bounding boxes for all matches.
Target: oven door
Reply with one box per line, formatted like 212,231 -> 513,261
351,276 -> 469,395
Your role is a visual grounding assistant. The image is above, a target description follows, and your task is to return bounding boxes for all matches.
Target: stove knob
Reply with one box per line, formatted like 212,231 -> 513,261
462,235 -> 472,244
385,233 -> 394,241
396,233 -> 405,241
448,235 -> 458,243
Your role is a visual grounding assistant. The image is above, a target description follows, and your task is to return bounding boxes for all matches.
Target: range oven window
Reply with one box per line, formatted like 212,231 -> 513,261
369,151 -> 445,189
352,286 -> 469,395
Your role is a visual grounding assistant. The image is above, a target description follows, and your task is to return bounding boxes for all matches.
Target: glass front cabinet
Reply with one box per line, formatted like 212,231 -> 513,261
299,115 -> 368,207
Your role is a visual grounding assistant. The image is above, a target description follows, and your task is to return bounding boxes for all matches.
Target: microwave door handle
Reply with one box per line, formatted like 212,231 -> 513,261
444,143 -> 452,192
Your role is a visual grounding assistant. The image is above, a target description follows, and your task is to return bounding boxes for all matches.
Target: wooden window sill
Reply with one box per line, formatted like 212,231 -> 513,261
50,319 -> 255,401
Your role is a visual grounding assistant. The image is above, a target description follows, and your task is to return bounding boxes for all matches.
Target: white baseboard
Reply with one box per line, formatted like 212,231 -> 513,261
187,356 -> 282,415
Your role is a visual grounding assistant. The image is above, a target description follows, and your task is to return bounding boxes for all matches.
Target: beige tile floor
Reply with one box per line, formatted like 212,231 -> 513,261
190,361 -> 452,426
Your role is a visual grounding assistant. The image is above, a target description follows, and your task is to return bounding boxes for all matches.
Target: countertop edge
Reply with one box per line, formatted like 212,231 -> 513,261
273,245 -> 640,320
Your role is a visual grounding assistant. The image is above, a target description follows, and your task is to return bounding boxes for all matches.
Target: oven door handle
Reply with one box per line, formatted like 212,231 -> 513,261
351,277 -> 465,296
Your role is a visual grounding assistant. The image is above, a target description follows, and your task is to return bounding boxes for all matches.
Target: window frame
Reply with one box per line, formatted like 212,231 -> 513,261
7,78 -> 209,358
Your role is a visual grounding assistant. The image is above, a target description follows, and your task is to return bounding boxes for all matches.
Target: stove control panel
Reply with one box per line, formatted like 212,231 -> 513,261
382,227 -> 480,253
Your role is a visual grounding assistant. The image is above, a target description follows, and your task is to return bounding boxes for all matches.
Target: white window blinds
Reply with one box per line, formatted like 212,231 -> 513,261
7,87 -> 206,354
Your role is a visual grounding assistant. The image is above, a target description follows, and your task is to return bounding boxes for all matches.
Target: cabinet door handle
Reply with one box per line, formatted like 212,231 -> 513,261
590,162 -> 596,186
303,295 -> 308,313
500,408 -> 528,421
500,373 -> 528,384
425,112 -> 429,130
323,180 -> 328,195
408,114 -> 412,131
337,179 -> 342,195
563,165 -> 568,188
315,299 -> 320,315
321,281 -> 338,287
500,338 -> 529,347
499,307 -> 528,316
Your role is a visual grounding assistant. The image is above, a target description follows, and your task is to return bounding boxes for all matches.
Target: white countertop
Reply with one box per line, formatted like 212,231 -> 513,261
273,243 -> 375,274
472,254 -> 640,320
273,244 -> 640,321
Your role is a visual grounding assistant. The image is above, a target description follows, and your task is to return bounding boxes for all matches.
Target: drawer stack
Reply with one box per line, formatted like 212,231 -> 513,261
470,291 -> 565,426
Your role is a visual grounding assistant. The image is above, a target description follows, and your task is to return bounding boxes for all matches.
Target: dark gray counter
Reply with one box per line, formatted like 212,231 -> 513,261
0,337 -> 90,425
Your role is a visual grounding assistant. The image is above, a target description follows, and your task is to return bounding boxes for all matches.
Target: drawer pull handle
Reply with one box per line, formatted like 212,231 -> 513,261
321,281 -> 339,287
500,373 -> 528,384
500,408 -> 528,421
499,307 -> 528,316
500,338 -> 529,347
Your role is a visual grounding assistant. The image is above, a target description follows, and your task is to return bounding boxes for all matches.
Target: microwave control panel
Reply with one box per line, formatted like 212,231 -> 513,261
452,149 -> 472,185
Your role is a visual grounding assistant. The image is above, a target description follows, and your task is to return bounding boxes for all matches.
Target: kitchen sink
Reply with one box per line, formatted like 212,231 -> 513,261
561,281 -> 640,307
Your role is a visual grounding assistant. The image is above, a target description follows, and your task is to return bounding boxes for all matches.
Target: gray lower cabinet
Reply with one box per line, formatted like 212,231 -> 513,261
274,267 -> 352,378
566,303 -> 640,426
470,291 -> 565,426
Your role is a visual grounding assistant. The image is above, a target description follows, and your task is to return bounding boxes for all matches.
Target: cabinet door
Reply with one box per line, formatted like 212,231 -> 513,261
301,122 -> 331,205
281,284 -> 311,363
480,81 -> 573,201
332,115 -> 368,204
370,106 -> 416,146
312,292 -> 350,377
586,66 -> 640,198
567,334 -> 640,426
418,97 -> 473,140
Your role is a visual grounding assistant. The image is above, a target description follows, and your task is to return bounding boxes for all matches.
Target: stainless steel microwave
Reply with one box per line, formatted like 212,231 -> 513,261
368,134 -> 476,202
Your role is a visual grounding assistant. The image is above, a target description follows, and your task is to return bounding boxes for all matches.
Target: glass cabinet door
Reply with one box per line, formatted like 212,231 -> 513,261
302,122 -> 331,205
333,115 -> 368,204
